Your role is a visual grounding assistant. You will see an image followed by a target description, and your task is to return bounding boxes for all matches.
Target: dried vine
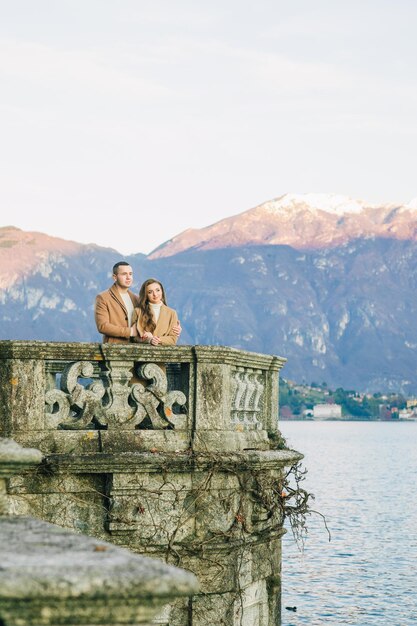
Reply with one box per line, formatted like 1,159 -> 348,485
270,432 -> 331,549
280,461 -> 330,550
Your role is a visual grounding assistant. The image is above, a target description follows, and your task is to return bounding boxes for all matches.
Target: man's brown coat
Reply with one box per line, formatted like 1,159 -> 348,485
94,284 -> 140,343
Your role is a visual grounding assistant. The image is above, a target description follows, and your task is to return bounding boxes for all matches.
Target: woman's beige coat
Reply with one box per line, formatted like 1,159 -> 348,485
134,303 -> 179,346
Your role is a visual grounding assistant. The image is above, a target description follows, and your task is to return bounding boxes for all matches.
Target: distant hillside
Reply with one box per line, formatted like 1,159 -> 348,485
2,194 -> 417,393
148,240 -> 417,394
0,227 -> 124,342
0,226 -> 86,289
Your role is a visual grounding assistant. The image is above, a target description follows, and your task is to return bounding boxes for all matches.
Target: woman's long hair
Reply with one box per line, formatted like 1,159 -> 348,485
138,278 -> 167,332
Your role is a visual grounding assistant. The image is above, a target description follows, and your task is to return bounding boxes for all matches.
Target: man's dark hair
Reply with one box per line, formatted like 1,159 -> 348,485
112,261 -> 131,275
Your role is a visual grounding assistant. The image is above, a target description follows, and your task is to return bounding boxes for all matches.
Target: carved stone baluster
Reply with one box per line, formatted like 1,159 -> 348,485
243,371 -> 256,425
103,359 -> 136,427
230,371 -> 238,424
229,367 -> 266,431
235,369 -> 247,415
252,371 -> 264,413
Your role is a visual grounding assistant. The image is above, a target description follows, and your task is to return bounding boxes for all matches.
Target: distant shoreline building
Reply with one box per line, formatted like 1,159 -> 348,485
313,403 -> 342,420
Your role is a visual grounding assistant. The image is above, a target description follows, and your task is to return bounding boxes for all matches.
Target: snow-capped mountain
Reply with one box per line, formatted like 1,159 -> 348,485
262,193 -> 371,215
149,193 -> 417,259
2,192 -> 417,393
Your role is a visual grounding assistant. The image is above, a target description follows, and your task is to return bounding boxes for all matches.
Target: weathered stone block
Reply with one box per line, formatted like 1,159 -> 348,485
8,471 -> 104,495
41,490 -> 107,536
252,537 -> 282,583
233,579 -> 270,626
100,429 -> 191,453
192,472 -> 242,538
108,472 -> 195,544
0,359 -> 46,434
195,363 -> 230,430
15,430 -> 101,454
193,430 -> 270,452
6,492 -> 42,517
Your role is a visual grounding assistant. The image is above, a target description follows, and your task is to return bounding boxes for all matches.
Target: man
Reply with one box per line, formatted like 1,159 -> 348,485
94,261 -> 140,343
95,262 -> 181,344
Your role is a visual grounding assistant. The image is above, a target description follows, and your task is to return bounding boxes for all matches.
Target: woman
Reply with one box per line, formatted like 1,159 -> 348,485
134,278 -> 180,345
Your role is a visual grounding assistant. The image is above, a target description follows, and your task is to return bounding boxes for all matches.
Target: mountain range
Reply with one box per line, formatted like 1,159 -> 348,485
2,193 -> 417,394
149,193 -> 417,258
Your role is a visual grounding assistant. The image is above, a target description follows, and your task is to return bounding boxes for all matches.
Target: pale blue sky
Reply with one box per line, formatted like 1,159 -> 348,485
1,1 -> 416,254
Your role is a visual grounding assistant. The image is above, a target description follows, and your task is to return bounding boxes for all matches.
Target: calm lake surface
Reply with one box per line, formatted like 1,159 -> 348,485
280,421 -> 417,626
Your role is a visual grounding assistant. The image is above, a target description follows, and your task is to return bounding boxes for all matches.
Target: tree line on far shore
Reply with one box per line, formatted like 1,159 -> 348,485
280,379 -> 408,419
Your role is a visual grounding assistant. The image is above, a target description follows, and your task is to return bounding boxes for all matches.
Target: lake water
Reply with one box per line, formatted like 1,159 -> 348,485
280,421 -> 417,626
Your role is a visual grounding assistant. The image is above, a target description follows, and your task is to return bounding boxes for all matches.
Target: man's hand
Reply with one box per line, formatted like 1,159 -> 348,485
173,320 -> 182,337
150,335 -> 162,345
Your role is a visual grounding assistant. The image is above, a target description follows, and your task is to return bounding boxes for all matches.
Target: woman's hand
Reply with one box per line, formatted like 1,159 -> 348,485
150,335 -> 162,345
172,320 -> 182,337
142,331 -> 153,340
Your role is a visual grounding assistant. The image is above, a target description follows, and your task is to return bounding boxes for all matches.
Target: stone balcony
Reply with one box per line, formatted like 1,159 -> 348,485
0,341 -> 302,626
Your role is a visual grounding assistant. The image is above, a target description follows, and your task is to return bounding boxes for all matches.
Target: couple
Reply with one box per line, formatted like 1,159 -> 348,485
94,261 -> 181,345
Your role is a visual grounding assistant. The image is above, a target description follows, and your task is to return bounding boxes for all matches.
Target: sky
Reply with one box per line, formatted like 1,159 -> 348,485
1,0 -> 416,255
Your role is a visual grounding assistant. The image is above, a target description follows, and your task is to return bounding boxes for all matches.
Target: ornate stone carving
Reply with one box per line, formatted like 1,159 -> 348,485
45,362 -> 106,430
230,367 -> 264,430
131,363 -> 187,429
45,361 -> 187,430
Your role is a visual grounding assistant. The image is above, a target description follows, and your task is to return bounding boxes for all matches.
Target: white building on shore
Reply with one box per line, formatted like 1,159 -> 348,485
313,403 -> 342,420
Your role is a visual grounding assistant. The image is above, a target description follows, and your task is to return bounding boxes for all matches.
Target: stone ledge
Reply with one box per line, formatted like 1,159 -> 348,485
43,449 -> 303,474
0,516 -> 198,625
13,430 -> 193,456
191,430 -> 271,451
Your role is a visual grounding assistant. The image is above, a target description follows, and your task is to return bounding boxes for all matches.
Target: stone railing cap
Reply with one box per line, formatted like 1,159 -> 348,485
0,340 -> 286,369
0,340 -> 194,362
0,438 -> 43,477
0,516 -> 199,600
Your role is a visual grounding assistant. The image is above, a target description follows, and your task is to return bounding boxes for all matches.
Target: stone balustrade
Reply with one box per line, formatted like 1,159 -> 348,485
0,341 -> 301,626
0,340 -> 286,453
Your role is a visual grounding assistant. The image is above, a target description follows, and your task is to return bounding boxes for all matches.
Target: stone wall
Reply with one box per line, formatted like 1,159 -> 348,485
0,341 -> 302,626
0,437 -> 198,626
